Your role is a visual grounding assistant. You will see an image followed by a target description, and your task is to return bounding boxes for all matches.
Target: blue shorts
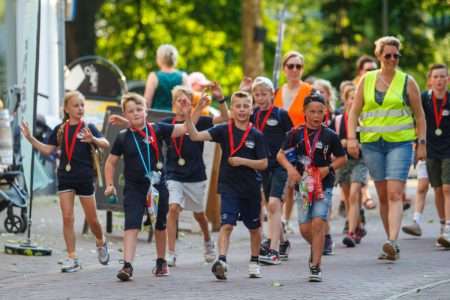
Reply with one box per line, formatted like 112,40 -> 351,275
220,192 -> 261,229
296,188 -> 333,224
123,182 -> 169,231
261,166 -> 287,200
361,139 -> 413,182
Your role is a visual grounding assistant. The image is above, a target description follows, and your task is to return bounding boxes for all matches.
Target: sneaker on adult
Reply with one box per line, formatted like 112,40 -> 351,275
323,235 -> 334,256
117,262 -> 133,281
342,233 -> 356,248
437,229 -> 450,249
153,259 -> 170,277
211,260 -> 227,280
309,265 -> 322,282
97,241 -> 110,265
167,252 -> 177,267
382,241 -> 400,261
204,240 -> 216,263
279,240 -> 291,261
248,261 -> 262,278
259,249 -> 281,265
61,257 -> 81,273
402,222 -> 422,237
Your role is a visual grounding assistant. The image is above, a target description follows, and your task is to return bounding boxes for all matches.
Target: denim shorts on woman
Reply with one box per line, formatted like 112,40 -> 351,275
361,139 -> 413,182
296,188 -> 333,224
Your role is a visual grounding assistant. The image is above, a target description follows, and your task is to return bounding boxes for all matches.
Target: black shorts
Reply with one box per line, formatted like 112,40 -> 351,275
123,182 -> 169,231
220,192 -> 261,230
261,166 -> 287,201
58,181 -> 95,197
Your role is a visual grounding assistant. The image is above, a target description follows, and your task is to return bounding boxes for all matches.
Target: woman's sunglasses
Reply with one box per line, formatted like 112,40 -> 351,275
384,53 -> 401,60
286,63 -> 303,70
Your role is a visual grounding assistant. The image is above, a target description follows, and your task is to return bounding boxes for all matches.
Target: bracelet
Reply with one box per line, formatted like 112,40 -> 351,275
216,96 -> 229,104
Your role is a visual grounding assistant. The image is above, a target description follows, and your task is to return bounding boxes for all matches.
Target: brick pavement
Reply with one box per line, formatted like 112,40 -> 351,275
0,182 -> 449,300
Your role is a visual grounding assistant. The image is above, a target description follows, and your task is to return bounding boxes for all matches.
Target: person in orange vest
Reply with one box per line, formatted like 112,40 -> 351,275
274,51 -> 313,238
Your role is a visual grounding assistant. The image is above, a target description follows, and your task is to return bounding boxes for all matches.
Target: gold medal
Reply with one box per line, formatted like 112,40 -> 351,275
65,163 -> 71,172
178,158 -> 186,166
435,128 -> 443,136
156,161 -> 163,170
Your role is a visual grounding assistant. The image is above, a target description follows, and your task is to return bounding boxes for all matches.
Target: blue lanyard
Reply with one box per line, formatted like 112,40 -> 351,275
131,125 -> 152,179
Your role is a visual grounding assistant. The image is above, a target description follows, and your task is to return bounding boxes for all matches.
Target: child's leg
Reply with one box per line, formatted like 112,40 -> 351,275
268,197 -> 282,250
193,212 -> 211,242
155,229 -> 166,259
249,228 -> 261,257
167,203 -> 181,253
348,182 -> 363,233
218,224 -> 233,256
59,191 -> 76,258
79,195 -> 105,246
123,229 -> 139,262
283,186 -> 294,223
311,217 -> 326,266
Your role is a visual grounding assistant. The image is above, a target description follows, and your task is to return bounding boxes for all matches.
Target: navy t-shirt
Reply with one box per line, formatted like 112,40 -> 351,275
110,122 -> 174,185
161,116 -> 214,182
208,123 -> 268,197
422,90 -> 450,159
48,122 -> 102,183
251,106 -> 292,169
282,125 -> 346,189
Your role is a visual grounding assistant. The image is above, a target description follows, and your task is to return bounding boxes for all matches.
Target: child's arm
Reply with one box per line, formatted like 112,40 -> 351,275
210,82 -> 229,124
183,106 -> 213,141
228,157 -> 267,171
104,154 -> 120,195
81,127 -> 110,149
109,114 -> 130,128
20,121 -> 56,156
277,149 -> 301,184
318,155 -> 347,179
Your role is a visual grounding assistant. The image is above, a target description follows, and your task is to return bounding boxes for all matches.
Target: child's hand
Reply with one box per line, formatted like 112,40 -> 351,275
80,127 -> 94,143
287,165 -> 301,185
319,166 -> 329,179
228,156 -> 242,167
239,77 -> 253,93
182,104 -> 193,119
195,93 -> 211,111
20,121 -> 32,140
104,185 -> 117,196
109,114 -> 130,128
210,81 -> 224,101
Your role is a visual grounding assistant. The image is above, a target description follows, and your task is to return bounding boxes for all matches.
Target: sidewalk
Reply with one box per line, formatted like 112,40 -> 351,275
0,181 -> 449,300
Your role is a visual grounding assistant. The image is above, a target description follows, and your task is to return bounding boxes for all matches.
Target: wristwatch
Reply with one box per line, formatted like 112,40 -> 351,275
417,138 -> 426,145
328,165 -> 335,174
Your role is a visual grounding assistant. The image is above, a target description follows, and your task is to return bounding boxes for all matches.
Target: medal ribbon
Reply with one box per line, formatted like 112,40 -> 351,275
171,118 -> 184,158
64,120 -> 84,167
255,106 -> 274,132
131,125 -> 151,177
303,127 -> 322,203
132,122 -> 160,163
432,92 -> 448,130
228,120 -> 253,156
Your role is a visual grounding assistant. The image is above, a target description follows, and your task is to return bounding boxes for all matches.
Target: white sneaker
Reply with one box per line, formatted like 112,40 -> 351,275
167,252 -> 177,267
248,261 -> 261,278
61,257 -> 81,273
97,241 -> 110,265
204,240 -> 216,263
437,230 -> 450,249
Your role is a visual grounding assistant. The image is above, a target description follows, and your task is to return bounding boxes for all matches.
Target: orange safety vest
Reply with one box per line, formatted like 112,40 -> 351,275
274,82 -> 312,127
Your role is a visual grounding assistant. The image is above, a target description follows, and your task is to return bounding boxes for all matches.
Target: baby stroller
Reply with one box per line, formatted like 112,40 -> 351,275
0,168 -> 28,233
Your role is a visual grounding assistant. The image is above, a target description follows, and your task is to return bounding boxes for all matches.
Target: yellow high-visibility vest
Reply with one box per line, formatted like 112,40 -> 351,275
360,70 -> 416,143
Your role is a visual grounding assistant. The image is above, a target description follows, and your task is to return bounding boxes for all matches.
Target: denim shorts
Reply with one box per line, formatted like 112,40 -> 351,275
335,159 -> 369,185
220,192 -> 261,229
361,139 -> 413,182
296,188 -> 333,224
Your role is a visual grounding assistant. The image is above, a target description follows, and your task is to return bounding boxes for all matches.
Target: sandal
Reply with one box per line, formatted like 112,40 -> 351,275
363,198 -> 377,210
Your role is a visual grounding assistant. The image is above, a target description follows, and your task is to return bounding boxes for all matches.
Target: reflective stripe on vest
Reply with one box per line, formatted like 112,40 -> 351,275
360,70 -> 416,143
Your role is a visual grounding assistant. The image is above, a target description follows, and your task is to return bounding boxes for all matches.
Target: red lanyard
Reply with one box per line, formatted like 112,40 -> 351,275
432,92 -> 448,130
303,126 -> 322,161
228,120 -> 253,156
255,106 -> 274,132
171,118 -> 184,158
64,121 -> 84,165
324,110 -> 330,126
131,123 -> 160,162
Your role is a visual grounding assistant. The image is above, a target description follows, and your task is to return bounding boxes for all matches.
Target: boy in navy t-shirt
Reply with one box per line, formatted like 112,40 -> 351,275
104,93 -> 186,281
161,84 -> 228,266
278,92 -> 347,282
249,77 -> 293,264
183,91 -> 268,280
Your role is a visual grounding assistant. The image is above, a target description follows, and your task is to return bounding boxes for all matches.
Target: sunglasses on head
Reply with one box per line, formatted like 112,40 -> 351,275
286,63 -> 303,70
384,53 -> 401,60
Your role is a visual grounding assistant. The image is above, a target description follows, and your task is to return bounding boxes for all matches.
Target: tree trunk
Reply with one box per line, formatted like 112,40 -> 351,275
241,0 -> 264,78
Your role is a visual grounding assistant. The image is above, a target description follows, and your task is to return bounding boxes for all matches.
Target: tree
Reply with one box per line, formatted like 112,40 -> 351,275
242,0 -> 264,78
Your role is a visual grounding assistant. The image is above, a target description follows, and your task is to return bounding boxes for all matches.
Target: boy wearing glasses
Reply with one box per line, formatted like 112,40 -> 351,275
183,91 -> 268,280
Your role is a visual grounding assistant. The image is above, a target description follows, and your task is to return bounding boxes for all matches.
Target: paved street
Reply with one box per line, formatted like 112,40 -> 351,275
0,181 -> 449,300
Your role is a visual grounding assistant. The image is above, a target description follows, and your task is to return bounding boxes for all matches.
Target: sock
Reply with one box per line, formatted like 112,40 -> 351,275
413,212 -> 422,224
156,258 -> 166,266
445,221 -> 450,232
219,255 -> 227,262
68,252 -> 77,259
250,256 -> 259,263
325,234 -> 331,239
124,261 -> 132,267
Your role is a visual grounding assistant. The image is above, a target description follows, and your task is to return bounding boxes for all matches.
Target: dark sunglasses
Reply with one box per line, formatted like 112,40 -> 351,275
286,63 -> 303,70
384,53 -> 401,60
363,67 -> 377,72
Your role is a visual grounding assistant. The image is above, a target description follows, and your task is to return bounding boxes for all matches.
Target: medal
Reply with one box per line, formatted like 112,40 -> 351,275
228,120 -> 253,156
435,128 -> 443,136
178,158 -> 186,166
156,161 -> 163,170
64,120 -> 83,173
255,106 -> 274,132
132,123 -> 162,171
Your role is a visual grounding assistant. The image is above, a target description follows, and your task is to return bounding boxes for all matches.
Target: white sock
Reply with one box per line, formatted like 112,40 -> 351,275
413,212 -> 422,225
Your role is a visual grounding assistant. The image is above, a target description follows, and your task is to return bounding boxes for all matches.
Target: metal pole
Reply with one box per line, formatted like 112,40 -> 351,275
382,0 -> 388,35
272,1 -> 287,91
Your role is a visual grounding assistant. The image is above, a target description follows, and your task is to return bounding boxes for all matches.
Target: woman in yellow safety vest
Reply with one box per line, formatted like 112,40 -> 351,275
347,36 -> 426,261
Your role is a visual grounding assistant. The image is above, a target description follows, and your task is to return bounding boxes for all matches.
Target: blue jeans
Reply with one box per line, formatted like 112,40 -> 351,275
361,139 -> 413,182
